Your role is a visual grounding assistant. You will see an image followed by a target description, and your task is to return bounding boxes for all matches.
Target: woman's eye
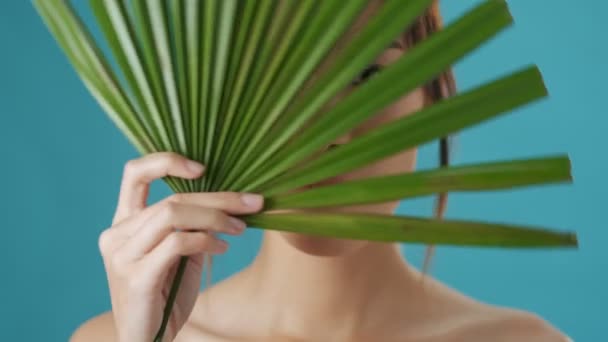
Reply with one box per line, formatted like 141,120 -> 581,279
351,64 -> 382,86
326,143 -> 343,151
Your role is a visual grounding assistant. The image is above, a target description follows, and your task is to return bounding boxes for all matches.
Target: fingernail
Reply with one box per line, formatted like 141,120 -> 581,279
228,217 -> 246,233
213,240 -> 229,253
185,160 -> 205,174
241,193 -> 263,208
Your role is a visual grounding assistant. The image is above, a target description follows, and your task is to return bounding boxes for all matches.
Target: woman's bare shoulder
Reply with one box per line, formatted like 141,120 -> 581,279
412,277 -> 572,342
69,309 -> 228,342
70,311 -> 117,342
452,307 -> 572,342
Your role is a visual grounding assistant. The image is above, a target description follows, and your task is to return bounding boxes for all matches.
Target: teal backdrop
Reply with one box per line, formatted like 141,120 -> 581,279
0,1 -> 605,341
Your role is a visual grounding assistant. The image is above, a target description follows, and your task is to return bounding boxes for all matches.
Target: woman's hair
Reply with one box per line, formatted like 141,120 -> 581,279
404,1 -> 457,272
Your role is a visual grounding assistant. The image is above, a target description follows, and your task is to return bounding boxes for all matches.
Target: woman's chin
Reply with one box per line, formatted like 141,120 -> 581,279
279,231 -> 369,257
266,185 -> 399,257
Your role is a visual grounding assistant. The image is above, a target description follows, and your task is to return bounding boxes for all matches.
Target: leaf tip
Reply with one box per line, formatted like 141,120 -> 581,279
566,232 -> 579,248
523,65 -> 549,98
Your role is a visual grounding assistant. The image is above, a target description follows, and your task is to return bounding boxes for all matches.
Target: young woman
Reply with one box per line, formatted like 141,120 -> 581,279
72,2 -> 571,341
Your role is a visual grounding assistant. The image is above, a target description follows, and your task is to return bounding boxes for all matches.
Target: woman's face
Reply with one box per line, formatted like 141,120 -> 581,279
278,35 -> 427,256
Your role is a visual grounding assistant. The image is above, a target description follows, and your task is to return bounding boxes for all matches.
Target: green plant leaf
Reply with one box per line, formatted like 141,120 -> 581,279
216,0 -> 370,190
34,0 -> 152,153
265,155 -> 572,210
260,66 -> 547,195
213,1 -> 319,189
202,0 -> 238,192
229,0 -> 513,191
203,0 -> 255,188
34,0 -> 574,245
88,0 -> 159,150
195,0 -> 216,191
221,0 -> 438,190
183,0 -> 201,186
244,212 -> 577,248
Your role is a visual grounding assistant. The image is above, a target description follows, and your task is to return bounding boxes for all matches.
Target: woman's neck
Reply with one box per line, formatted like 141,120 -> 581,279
241,231 -> 427,338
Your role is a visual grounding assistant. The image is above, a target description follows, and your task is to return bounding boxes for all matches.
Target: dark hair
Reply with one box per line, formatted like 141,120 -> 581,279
404,1 -> 457,272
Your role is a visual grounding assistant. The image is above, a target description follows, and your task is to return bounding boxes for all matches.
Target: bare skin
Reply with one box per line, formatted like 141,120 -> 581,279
70,8 -> 572,342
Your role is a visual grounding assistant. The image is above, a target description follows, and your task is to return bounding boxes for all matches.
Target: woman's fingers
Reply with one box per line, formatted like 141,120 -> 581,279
101,191 -> 264,256
113,152 -> 205,224
141,231 -> 227,284
116,202 -> 248,261
112,191 -> 264,237
164,191 -> 264,214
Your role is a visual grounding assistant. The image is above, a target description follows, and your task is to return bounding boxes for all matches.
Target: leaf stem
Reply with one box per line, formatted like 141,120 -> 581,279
153,256 -> 189,342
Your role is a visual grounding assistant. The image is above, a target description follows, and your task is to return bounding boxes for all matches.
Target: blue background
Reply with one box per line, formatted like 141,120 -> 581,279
0,1 -> 605,340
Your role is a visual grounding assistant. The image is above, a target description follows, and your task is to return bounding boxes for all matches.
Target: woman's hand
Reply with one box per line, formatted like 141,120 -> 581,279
98,152 -> 264,342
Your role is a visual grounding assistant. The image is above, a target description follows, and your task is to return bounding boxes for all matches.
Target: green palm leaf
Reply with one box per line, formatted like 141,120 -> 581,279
215,0 -> 370,190
33,1 -> 578,340
229,0 -> 512,191
265,156 -> 572,210
244,212 -> 576,248
259,66 -> 547,195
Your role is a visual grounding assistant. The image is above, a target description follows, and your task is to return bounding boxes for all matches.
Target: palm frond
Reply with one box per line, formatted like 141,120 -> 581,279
259,66 -> 547,195
265,156 -> 572,210
230,0 -> 513,191
244,212 -> 576,248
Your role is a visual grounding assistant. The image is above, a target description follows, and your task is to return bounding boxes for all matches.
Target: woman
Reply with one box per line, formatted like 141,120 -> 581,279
72,2 -> 571,341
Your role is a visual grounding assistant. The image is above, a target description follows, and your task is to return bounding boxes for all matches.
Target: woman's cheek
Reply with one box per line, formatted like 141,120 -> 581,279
343,148 -> 417,181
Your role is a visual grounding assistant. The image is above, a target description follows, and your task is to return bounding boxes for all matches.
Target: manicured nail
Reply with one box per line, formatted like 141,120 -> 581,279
241,193 -> 263,208
228,217 -> 246,233
185,160 -> 205,174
